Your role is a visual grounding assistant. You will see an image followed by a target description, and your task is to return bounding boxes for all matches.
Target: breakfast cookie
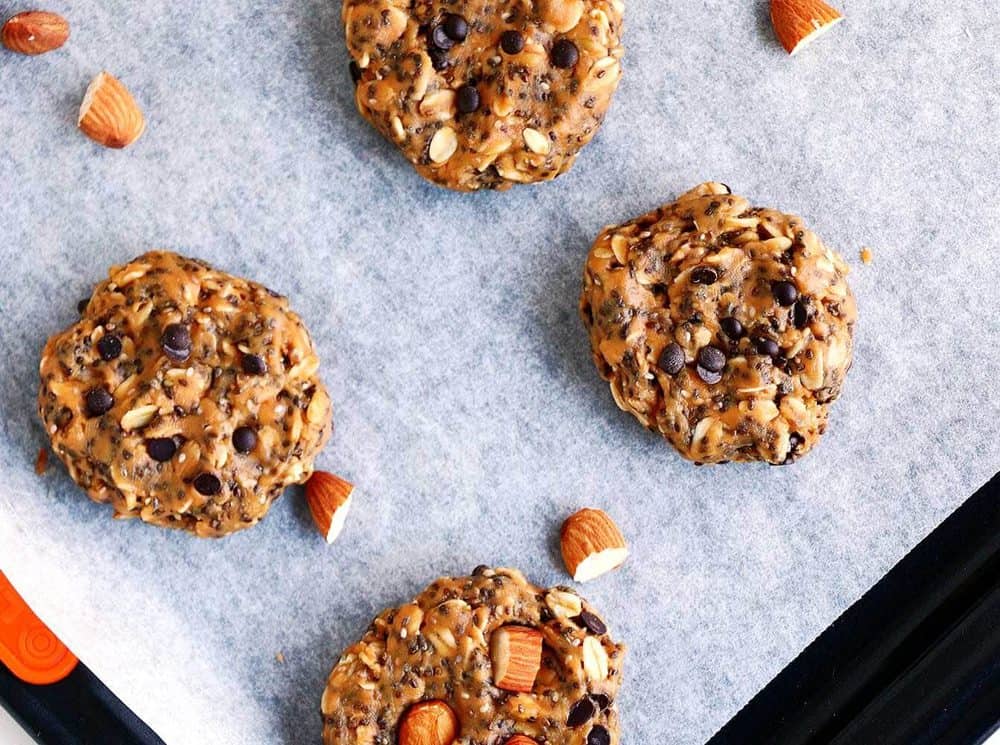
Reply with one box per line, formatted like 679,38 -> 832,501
321,567 -> 624,744
38,251 -> 333,537
343,0 -> 624,191
580,182 -> 857,464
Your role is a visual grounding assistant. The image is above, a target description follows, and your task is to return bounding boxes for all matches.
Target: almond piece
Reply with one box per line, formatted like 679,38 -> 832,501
78,72 -> 146,149
560,508 -> 628,583
1,11 -> 69,55
398,700 -> 458,745
770,0 -> 843,56
305,470 -> 354,544
491,625 -> 543,693
505,737 -> 540,745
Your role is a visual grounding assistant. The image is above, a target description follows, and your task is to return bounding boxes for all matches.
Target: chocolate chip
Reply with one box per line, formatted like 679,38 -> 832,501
77,298 -> 89,314
793,299 -> 809,328
442,13 -> 468,42
551,38 -> 579,68
193,473 -> 222,496
690,266 -> 718,285
242,353 -> 267,375
574,610 -> 607,635
146,437 -> 177,462
429,47 -> 449,70
697,345 -> 726,373
658,343 -> 685,375
84,388 -> 113,417
96,334 -> 123,361
587,725 -> 611,745
456,84 -> 480,113
568,696 -> 597,727
500,30 -> 524,55
430,24 -> 454,50
720,317 -> 744,339
472,564 -> 490,575
772,280 -> 799,306
232,426 -> 257,453
591,693 -> 612,711
754,336 -> 780,358
160,323 -> 191,362
696,364 -> 722,384
349,61 -> 361,85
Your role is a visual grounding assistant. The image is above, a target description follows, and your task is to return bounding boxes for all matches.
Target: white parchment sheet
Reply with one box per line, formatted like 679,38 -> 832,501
2,0 -> 999,742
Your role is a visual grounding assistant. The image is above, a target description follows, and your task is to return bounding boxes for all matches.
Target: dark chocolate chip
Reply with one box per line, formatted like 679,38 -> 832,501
574,610 -> 607,635
793,299 -> 809,328
696,364 -> 723,384
430,24 -> 454,50
146,437 -> 177,462
472,564 -> 490,575
84,388 -> 113,417
442,13 -> 468,42
772,280 -> 799,306
658,342 -> 685,375
568,696 -> 597,727
697,345 -> 726,373
690,266 -> 718,285
77,298 -> 89,314
720,317 -> 744,339
551,38 -> 579,68
500,30 -> 524,55
456,84 -> 480,113
587,725 -> 611,745
429,47 -> 449,70
96,334 -> 123,361
193,473 -> 222,496
160,323 -> 192,362
232,426 -> 257,453
349,61 -> 361,84
242,353 -> 267,375
754,336 -> 780,358
591,693 -> 612,711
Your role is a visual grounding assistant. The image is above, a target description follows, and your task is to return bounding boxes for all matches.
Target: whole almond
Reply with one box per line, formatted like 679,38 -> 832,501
78,71 -> 146,149
398,700 -> 458,745
1,11 -> 69,55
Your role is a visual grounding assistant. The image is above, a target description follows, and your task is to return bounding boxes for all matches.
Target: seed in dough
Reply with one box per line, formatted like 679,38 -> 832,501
579,182 -> 857,465
37,250 -> 333,536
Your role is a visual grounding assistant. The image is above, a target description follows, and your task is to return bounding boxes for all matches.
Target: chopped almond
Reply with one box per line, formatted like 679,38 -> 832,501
770,0 -> 844,56
560,508 -> 629,582
491,625 -> 543,693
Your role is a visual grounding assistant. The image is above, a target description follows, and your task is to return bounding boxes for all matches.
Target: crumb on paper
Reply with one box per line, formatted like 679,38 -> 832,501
860,247 -> 873,264
276,651 -> 285,664
35,447 -> 48,475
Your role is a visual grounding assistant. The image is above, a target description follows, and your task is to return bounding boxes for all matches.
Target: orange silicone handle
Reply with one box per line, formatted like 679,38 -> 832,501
0,572 -> 77,685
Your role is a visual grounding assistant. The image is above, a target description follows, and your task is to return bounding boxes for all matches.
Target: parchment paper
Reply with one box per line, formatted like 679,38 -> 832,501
2,0 -> 999,742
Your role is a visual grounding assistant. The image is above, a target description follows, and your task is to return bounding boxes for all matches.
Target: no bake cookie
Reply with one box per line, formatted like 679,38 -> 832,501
343,0 -> 625,191
580,182 -> 856,464
321,567 -> 624,744
38,251 -> 333,536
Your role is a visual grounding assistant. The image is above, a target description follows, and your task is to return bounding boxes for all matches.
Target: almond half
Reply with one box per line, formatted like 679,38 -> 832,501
398,700 -> 458,745
305,470 -> 354,543
560,508 -> 628,583
78,72 -> 146,149
1,11 -> 69,55
491,625 -> 543,693
770,0 -> 843,56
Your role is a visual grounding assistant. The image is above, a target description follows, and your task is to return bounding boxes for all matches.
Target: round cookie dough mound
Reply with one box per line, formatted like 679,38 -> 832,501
343,0 -> 625,191
38,251 -> 333,537
580,183 -> 857,465
321,567 -> 624,744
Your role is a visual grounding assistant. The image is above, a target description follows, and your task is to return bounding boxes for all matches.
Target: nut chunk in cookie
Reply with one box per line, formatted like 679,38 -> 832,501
320,567 -> 624,744
342,0 -> 625,191
38,251 -> 333,536
580,183 -> 857,464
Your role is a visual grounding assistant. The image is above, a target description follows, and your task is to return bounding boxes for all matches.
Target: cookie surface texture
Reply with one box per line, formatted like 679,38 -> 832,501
321,567 -> 624,744
38,250 -> 333,536
343,0 -> 625,191
580,182 -> 857,464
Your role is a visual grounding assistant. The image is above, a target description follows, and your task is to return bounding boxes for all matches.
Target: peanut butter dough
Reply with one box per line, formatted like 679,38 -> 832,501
343,0 -> 625,191
321,567 -> 624,744
38,251 -> 333,536
580,183 -> 857,464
